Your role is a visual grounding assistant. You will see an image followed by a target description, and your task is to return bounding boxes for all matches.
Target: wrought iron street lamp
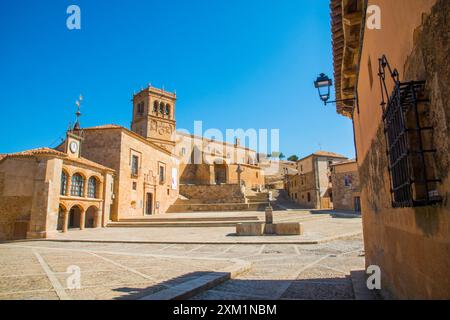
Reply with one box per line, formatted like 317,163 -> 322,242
314,73 -> 356,105
314,73 -> 333,104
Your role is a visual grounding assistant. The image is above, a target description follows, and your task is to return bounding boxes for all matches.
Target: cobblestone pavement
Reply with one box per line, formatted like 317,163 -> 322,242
0,234 -> 364,300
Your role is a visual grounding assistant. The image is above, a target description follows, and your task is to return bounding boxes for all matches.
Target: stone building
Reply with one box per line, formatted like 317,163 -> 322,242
0,85 -> 266,239
330,0 -> 450,298
175,132 -> 264,189
0,131 -> 114,240
330,160 -> 361,212
260,159 -> 298,190
287,151 -> 348,209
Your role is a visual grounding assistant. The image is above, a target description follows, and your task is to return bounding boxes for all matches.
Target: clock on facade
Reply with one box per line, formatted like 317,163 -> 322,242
69,141 -> 78,154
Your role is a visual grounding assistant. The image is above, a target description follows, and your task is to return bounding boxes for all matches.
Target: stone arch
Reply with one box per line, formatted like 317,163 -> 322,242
70,172 -> 86,197
213,160 -> 228,184
87,175 -> 101,199
68,204 -> 84,229
85,205 -> 98,228
60,170 -> 69,196
165,104 -> 171,118
159,101 -> 165,115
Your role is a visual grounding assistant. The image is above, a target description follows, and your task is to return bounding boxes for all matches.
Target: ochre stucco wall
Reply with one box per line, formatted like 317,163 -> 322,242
355,0 -> 449,299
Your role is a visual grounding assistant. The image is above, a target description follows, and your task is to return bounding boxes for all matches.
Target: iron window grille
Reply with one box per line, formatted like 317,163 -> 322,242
378,55 -> 442,208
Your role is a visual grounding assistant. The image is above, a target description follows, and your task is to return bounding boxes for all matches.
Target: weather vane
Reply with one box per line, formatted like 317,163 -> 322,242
73,94 -> 83,130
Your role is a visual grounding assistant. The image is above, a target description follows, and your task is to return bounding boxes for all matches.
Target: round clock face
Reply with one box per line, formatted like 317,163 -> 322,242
69,141 -> 78,154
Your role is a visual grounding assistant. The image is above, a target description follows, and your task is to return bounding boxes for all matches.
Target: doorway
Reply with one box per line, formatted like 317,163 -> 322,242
145,193 -> 153,215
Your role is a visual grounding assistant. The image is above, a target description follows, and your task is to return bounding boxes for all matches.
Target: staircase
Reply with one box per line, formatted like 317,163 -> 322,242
107,215 -> 261,228
167,188 -> 272,213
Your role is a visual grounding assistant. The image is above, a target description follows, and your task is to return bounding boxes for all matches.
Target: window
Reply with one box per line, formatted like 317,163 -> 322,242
131,155 -> 139,176
344,175 -> 352,187
307,192 -> 311,202
137,102 -> 144,115
379,55 -> 441,207
87,177 -> 98,198
132,182 -> 137,190
153,100 -> 158,113
159,165 -> 165,184
70,174 -> 84,197
300,165 -> 303,172
256,172 -> 259,178
60,171 -> 68,195
159,102 -> 165,115
181,147 -> 186,156
165,104 -> 171,118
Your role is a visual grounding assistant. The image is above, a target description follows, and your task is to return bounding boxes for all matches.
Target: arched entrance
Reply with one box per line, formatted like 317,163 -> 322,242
214,162 -> 228,184
68,205 -> 82,229
85,206 -> 97,228
57,205 -> 67,231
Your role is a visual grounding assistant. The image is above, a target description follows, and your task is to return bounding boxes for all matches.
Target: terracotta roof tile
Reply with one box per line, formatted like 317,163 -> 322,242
1,147 -> 114,172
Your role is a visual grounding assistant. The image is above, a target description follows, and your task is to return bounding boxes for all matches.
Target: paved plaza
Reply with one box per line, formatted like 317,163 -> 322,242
0,211 -> 365,300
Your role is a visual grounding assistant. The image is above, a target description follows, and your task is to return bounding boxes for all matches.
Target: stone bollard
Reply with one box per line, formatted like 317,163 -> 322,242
264,205 -> 275,234
265,205 -> 273,224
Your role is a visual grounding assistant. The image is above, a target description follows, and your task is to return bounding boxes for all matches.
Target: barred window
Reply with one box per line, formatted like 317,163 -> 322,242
60,171 -> 68,195
70,174 -> 84,197
87,177 -> 97,198
379,55 -> 441,207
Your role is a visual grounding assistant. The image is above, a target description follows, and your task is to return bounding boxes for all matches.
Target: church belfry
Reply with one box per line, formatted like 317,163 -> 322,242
131,85 -> 176,152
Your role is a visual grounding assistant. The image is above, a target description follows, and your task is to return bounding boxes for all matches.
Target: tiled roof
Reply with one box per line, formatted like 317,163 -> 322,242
330,159 -> 357,167
82,124 -> 122,130
330,0 -> 365,118
0,147 -> 114,172
312,151 -> 348,158
2,147 -> 67,158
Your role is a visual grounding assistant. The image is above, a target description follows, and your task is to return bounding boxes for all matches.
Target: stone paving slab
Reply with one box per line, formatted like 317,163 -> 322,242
23,211 -> 363,245
0,228 -> 365,300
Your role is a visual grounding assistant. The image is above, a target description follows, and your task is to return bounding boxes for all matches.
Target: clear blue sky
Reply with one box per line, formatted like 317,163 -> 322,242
0,0 -> 355,159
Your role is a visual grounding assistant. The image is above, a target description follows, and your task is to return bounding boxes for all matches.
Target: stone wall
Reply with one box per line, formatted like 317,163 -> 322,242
0,158 -> 37,240
331,161 -> 360,211
357,0 -> 450,299
82,127 -> 179,219
179,184 -> 245,204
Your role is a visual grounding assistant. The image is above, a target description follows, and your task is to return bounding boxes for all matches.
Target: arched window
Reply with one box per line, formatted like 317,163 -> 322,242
153,100 -> 159,113
159,102 -> 165,115
70,174 -> 84,197
60,171 -> 68,195
87,177 -> 98,198
165,104 -> 171,118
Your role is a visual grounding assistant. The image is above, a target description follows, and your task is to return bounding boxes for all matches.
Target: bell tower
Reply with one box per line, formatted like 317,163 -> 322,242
131,85 -> 176,152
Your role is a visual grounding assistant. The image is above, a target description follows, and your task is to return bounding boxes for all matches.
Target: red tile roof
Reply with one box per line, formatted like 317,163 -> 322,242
0,147 -> 114,172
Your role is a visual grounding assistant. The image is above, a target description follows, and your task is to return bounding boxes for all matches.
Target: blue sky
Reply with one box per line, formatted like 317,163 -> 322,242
0,0 -> 355,159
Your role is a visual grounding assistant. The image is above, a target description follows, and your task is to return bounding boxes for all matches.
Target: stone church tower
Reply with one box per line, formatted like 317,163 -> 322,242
131,86 -> 176,152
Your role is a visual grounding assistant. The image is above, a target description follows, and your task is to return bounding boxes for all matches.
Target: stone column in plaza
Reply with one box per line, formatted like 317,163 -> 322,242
79,209 -> 86,230
62,211 -> 69,233
95,208 -> 103,228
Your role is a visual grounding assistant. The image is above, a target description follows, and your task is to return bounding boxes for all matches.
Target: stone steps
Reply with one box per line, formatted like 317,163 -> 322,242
116,216 -> 260,223
167,202 -> 268,213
